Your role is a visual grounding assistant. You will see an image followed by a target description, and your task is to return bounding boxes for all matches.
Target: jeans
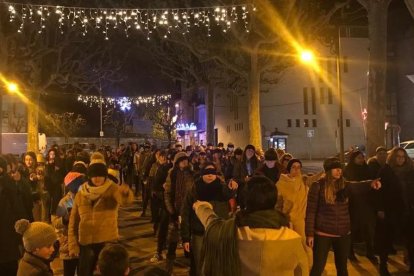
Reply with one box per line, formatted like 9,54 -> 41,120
63,259 -> 79,276
310,234 -> 350,276
79,243 -> 105,276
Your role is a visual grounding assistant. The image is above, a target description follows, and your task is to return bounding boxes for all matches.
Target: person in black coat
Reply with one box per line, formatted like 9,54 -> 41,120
343,150 -> 377,262
180,163 -> 237,276
377,147 -> 409,275
0,156 -> 26,276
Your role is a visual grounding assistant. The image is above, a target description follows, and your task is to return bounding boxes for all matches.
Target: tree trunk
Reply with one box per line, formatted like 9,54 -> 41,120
27,94 -> 39,153
206,82 -> 215,145
248,50 -> 262,149
364,0 -> 390,155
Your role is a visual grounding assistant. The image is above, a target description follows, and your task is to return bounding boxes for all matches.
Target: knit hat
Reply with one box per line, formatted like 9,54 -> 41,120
264,149 -> 278,161
323,157 -> 342,172
88,158 -> 108,178
173,151 -> 188,165
287,159 -> 302,173
15,219 -> 57,252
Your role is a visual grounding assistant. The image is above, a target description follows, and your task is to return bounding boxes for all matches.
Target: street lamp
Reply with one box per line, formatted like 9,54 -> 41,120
300,50 -> 315,64
7,82 -> 18,93
299,29 -> 345,163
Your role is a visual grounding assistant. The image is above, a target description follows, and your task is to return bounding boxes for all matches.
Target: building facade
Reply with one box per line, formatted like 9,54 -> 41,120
214,28 -> 370,159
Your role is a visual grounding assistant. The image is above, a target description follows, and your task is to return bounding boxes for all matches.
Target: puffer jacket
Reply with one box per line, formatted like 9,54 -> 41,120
164,167 -> 194,217
68,178 -> 133,255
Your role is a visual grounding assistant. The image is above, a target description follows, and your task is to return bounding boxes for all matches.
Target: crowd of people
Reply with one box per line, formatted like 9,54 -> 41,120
0,141 -> 414,276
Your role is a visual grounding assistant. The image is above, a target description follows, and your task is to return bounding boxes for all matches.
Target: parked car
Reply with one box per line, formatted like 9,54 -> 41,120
400,140 -> 414,159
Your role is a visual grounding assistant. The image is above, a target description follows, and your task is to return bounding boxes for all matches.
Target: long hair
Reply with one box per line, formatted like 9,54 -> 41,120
324,170 -> 346,204
387,147 -> 412,170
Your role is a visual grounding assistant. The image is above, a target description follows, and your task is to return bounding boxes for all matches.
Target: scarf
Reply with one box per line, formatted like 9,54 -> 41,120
80,179 -> 112,201
201,209 -> 289,276
195,178 -> 223,201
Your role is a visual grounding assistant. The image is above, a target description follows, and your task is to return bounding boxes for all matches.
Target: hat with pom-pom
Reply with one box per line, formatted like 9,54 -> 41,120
15,219 -> 57,252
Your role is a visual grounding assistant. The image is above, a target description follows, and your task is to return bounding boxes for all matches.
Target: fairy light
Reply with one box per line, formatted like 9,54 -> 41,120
3,2 -> 253,39
77,94 -> 171,108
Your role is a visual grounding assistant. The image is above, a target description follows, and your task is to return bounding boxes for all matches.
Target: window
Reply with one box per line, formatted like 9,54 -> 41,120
346,119 -> 351,127
328,88 -> 333,104
304,119 -> 309,127
303,87 -> 308,115
287,119 -> 292,128
312,119 -> 317,127
343,56 -> 348,73
235,123 -> 238,131
296,119 -> 300,127
311,88 -> 316,114
226,125 -> 231,133
320,88 -> 325,104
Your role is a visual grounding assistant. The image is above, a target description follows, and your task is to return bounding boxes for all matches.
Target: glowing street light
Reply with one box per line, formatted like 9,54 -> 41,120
299,49 -> 315,63
7,82 -> 18,93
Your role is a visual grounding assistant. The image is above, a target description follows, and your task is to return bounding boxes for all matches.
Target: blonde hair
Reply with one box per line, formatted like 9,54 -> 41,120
324,171 -> 346,204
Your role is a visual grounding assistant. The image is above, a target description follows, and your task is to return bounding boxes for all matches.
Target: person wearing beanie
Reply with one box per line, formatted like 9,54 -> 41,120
255,148 -> 283,183
164,151 -> 194,274
193,176 -> 309,276
0,156 -> 27,276
306,157 -> 381,276
52,161 -> 88,276
343,150 -> 378,262
180,162 -> 237,275
68,157 -> 133,276
15,219 -> 57,276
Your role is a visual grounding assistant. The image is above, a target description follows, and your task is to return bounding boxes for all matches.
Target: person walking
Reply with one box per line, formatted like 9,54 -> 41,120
68,153 -> 133,275
181,163 -> 237,275
306,157 -> 381,276
193,175 -> 309,276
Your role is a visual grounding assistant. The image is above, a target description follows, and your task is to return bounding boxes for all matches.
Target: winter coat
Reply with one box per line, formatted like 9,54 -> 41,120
180,178 -> 234,242
0,175 -> 26,263
195,204 -> 309,276
276,174 -> 309,237
344,162 -> 377,223
17,252 -> 53,276
164,167 -> 194,218
377,164 -> 405,216
306,177 -> 373,237
44,163 -> 65,216
255,164 -> 283,183
68,178 -> 133,256
14,176 -> 34,222
52,191 -> 76,260
152,163 -> 171,192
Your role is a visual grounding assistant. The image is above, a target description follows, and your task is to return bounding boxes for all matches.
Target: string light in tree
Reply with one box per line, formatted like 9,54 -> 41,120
77,94 -> 171,109
4,2 -> 255,39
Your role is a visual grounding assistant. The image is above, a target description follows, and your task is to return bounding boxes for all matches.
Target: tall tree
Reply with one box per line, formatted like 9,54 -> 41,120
161,0 -> 352,149
0,6 -> 126,152
357,0 -> 392,155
